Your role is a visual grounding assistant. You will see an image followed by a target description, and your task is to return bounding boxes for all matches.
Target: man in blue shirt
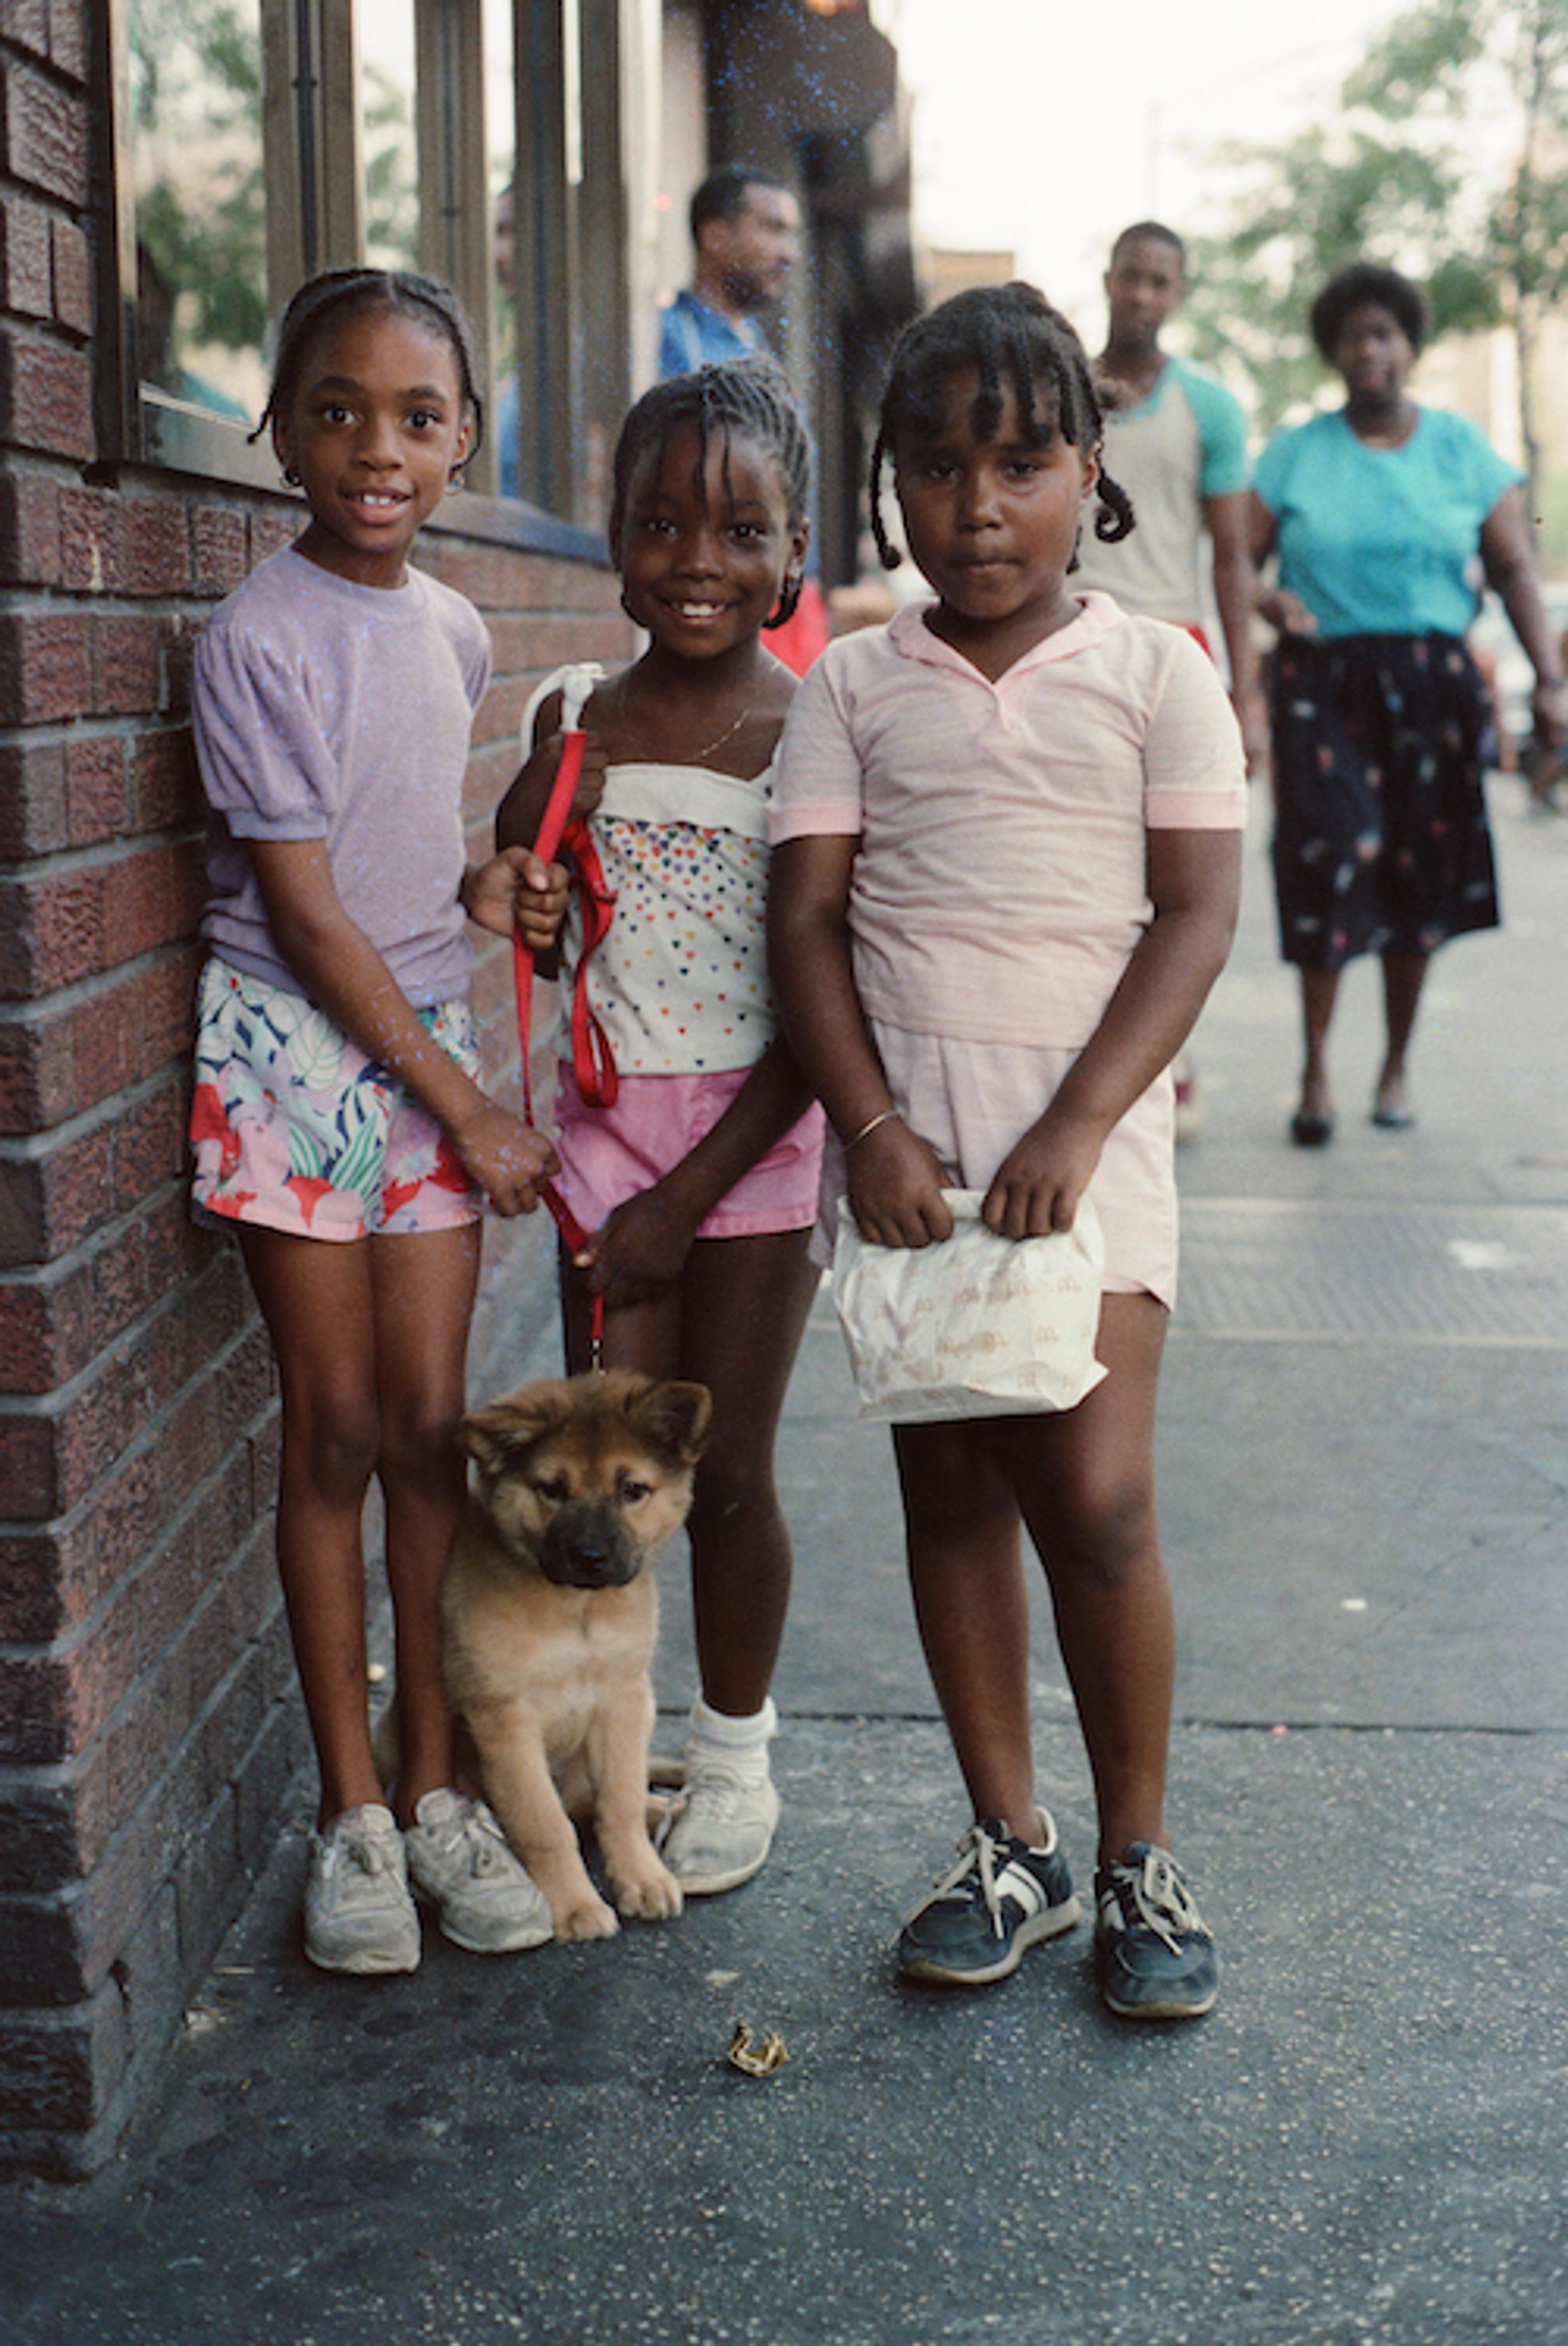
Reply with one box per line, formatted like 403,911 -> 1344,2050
494,167 -> 799,501
658,165 -> 799,379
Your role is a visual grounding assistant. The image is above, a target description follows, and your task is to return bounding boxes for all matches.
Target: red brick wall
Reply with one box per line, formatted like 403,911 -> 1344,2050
0,2 -> 630,2177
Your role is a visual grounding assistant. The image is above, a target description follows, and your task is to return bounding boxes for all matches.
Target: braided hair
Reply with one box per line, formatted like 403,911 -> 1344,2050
253,267 -> 485,467
868,281 -> 1134,571
609,360 -> 812,628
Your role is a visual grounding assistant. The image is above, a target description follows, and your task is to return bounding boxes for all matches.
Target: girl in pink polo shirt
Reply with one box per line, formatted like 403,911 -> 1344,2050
768,283 -> 1245,2019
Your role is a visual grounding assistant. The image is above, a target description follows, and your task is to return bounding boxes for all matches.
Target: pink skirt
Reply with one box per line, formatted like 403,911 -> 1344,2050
555,1064 -> 826,1241
820,1022 -> 1178,1308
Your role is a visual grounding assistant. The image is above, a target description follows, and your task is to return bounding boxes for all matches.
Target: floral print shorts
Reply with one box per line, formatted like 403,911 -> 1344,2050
190,955 -> 483,1241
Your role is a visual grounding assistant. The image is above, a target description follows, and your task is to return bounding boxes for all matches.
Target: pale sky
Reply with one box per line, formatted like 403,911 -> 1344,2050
891,0 -> 1410,334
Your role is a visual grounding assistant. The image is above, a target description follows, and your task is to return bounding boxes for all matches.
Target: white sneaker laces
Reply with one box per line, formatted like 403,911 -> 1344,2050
454,1805 -> 513,1877
1116,1847 -> 1205,1954
671,1748 -> 768,1821
418,1796 -> 514,1880
906,1820 -> 1025,1931
330,1813 -> 399,1877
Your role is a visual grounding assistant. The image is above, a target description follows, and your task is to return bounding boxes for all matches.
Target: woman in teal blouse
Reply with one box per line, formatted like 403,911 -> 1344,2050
1250,263 -> 1567,1145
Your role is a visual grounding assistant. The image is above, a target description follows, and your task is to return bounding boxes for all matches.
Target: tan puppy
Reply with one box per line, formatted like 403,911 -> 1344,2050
443,1371 -> 711,1943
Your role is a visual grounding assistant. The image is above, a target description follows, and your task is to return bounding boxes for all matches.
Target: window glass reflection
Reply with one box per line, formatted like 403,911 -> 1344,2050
128,0 -> 265,420
362,1 -> 418,273
488,0 -> 519,496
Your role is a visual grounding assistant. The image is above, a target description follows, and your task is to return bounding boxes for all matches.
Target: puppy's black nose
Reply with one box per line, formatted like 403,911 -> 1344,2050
543,1508 -> 639,1589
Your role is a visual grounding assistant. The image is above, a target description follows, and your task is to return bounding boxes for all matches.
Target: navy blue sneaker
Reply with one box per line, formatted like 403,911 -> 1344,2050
898,1814 -> 1081,1987
1094,1843 -> 1217,2020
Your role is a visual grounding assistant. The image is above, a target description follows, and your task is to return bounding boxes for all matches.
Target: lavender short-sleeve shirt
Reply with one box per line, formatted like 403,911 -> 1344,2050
192,546 -> 492,1007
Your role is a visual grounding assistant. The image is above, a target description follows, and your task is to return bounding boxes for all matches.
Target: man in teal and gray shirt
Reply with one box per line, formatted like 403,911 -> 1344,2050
1076,221 -> 1268,780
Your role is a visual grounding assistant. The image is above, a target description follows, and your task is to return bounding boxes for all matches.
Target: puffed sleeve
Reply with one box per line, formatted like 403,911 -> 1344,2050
454,600 -> 493,713
190,614 -> 336,840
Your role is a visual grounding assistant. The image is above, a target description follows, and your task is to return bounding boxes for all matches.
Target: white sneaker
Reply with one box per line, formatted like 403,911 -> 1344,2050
304,1803 -> 420,1975
658,1751 -> 780,1895
403,1788 -> 552,1954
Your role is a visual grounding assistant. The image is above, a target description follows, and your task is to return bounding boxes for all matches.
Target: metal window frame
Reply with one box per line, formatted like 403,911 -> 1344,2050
93,0 -> 612,539
96,0 -> 358,487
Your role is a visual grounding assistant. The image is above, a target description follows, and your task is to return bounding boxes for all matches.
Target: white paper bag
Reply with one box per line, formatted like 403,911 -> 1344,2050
831,1190 -> 1107,1424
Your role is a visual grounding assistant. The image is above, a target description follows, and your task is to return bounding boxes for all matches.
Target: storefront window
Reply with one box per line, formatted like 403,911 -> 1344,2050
127,0 -> 267,424
361,1 -> 419,275
102,0 -> 606,524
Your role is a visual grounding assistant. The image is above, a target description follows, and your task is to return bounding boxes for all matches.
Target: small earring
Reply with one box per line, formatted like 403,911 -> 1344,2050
282,465 -> 301,488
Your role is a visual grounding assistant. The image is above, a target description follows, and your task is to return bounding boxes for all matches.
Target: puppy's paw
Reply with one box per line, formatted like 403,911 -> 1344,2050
612,1858 -> 683,1922
552,1890 -> 619,1942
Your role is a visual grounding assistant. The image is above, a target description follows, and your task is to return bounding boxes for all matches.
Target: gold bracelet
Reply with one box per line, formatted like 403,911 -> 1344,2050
844,1108 -> 900,1152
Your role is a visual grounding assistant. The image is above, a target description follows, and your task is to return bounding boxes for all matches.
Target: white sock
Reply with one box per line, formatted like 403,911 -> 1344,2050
689,1693 -> 776,1757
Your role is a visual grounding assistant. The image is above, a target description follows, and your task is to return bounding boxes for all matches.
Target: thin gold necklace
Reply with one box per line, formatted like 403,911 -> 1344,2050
624,673 -> 754,763
690,702 -> 754,762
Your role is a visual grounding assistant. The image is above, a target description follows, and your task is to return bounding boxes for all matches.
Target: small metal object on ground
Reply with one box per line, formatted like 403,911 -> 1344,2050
727,2023 -> 788,2076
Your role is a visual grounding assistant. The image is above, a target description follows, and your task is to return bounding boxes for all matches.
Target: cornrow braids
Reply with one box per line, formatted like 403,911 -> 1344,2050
253,267 -> 486,461
868,281 -> 1135,570
609,359 -> 813,629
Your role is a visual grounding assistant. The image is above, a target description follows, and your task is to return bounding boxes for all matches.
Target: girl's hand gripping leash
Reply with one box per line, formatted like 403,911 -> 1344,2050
512,662 -> 615,1366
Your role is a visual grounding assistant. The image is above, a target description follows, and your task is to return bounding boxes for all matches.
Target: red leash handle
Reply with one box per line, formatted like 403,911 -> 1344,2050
511,673 -> 616,1358
532,726 -> 585,866
513,728 -> 592,1250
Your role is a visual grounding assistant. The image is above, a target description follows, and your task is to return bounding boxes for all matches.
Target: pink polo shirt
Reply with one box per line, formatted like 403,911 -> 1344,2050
767,593 -> 1246,1050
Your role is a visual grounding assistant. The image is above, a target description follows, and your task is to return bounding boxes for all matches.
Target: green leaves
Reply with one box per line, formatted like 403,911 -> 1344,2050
1187,0 -> 1568,467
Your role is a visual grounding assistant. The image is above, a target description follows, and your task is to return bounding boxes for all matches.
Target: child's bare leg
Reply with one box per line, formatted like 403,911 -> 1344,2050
893,1421 -> 1038,1842
566,1231 -> 817,1713
679,1231 -> 817,1714
370,1223 -> 481,1822
567,1230 -> 815,1893
1004,1292 -> 1174,1865
238,1228 -> 383,1826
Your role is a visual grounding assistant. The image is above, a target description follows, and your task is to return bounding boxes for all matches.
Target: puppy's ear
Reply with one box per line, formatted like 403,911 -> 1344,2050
630,1378 -> 713,1465
461,1390 -> 566,1471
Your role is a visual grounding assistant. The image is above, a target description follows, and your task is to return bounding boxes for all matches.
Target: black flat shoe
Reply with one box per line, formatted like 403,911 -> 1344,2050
1289,1107 -> 1334,1148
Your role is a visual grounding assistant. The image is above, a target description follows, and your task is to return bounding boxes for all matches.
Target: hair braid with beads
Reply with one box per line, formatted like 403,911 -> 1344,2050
609,360 -> 812,629
868,281 -> 1134,572
252,267 -> 486,468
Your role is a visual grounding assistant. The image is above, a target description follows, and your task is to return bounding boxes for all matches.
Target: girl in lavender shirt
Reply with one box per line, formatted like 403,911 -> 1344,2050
190,270 -> 563,1975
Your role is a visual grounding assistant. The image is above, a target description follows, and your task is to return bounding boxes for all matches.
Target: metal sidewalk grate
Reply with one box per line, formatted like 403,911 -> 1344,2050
1178,1200 -> 1568,1345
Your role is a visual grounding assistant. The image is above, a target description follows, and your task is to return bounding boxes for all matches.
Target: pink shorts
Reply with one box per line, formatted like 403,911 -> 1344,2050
554,1064 -> 826,1241
190,955 -> 483,1243
820,1021 -> 1178,1307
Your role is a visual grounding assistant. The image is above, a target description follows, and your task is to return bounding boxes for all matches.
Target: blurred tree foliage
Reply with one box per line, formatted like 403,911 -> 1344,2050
131,0 -> 268,354
1183,0 -> 1568,506
129,0 -> 417,364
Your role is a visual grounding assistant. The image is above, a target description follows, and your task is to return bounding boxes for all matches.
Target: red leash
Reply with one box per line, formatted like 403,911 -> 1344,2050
512,671 -> 618,1364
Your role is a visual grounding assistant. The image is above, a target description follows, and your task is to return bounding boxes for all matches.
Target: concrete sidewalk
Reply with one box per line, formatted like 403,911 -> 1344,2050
4,782 -> 1567,2346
